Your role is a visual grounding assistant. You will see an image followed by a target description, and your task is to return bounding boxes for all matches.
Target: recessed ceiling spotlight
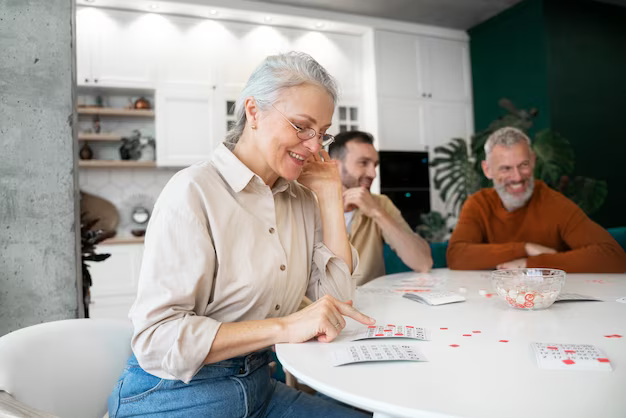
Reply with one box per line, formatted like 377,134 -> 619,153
149,3 -> 159,10
315,22 -> 326,29
209,9 -> 218,16
264,16 -> 273,23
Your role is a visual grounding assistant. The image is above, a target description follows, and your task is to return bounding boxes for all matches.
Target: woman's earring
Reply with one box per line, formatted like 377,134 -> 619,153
251,125 -> 257,130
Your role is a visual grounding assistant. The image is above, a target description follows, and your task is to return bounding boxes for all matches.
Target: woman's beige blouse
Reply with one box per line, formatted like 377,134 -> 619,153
130,143 -> 358,383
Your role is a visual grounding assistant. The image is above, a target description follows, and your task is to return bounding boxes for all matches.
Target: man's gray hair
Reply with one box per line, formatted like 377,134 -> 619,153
225,51 -> 338,144
484,127 -> 531,158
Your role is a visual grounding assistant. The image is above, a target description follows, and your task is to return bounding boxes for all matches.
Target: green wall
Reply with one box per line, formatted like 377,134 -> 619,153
469,0 -> 551,135
469,0 -> 626,227
545,0 -> 626,227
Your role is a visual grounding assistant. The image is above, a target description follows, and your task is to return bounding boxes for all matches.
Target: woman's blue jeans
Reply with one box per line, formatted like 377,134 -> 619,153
108,349 -> 367,417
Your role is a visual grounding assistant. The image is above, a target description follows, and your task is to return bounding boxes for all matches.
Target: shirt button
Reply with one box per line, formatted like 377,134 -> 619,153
280,264 -> 286,271
275,304 -> 280,310
269,227 -> 275,234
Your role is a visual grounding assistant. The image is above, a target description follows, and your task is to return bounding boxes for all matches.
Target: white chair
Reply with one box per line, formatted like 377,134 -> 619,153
0,319 -> 133,418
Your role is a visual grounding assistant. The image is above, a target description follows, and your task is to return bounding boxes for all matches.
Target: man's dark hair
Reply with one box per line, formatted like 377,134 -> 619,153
328,130 -> 374,161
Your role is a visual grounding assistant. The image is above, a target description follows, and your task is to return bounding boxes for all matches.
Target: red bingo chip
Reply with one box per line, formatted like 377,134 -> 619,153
499,340 -> 509,343
463,334 -> 472,337
440,327 -> 448,330
547,346 -> 558,350
524,301 -> 534,308
562,359 -> 575,365
525,293 -> 535,301
449,344 -> 460,348
597,358 -> 610,363
564,350 -> 576,354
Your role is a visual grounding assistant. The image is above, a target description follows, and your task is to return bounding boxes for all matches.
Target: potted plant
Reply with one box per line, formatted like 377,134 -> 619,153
80,213 -> 115,318
119,129 -> 156,161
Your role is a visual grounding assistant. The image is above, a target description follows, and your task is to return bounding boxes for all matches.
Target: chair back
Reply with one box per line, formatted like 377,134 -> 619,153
0,319 -> 133,418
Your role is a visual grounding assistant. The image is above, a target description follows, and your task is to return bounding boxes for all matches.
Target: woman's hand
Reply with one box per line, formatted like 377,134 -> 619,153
297,150 -> 342,197
279,295 -> 376,343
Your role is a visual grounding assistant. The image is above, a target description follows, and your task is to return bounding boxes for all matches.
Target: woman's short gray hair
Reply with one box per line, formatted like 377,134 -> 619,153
484,127 -> 531,158
225,51 -> 338,144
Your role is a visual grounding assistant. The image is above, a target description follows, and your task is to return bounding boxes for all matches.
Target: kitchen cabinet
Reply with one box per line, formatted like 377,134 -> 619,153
88,243 -> 144,320
375,30 -> 471,103
377,97 -> 427,151
155,83 -> 224,167
76,8 -> 157,88
374,29 -> 473,217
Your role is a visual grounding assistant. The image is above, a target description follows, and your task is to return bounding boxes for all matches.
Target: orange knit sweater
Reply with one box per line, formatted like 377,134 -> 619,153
447,180 -> 626,273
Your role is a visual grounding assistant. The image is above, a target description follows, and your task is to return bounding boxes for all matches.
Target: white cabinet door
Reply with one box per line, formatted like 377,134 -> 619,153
89,10 -> 158,88
155,83 -> 222,167
377,97 -> 427,151
76,8 -> 99,86
374,30 -> 423,99
424,102 -> 473,215
421,37 -> 471,103
88,243 -> 144,319
155,15 -> 215,86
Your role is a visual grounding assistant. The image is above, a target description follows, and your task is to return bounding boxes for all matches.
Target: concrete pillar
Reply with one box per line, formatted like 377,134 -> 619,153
0,0 -> 81,336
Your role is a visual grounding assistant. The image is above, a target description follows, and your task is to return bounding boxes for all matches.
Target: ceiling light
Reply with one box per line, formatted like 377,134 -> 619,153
315,22 -> 326,29
209,9 -> 218,16
264,16 -> 273,23
84,0 -> 95,3
149,3 -> 159,10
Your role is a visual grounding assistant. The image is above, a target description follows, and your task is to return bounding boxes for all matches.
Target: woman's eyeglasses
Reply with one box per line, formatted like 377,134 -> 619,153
271,103 -> 335,147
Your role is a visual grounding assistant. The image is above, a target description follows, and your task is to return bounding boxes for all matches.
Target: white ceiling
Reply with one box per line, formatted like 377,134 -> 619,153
248,0 -> 626,29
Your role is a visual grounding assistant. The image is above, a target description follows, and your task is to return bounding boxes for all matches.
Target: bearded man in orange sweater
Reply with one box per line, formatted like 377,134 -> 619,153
447,127 -> 626,273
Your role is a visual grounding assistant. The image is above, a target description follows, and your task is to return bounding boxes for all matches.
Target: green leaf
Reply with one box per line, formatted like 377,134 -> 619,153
430,138 -> 480,216
416,211 -> 450,242
532,130 -> 574,186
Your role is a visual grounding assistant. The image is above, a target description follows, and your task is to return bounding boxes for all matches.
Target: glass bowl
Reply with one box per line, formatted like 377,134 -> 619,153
491,268 -> 566,310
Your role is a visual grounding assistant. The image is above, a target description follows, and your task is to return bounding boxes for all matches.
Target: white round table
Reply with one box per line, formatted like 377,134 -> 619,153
276,269 -> 626,418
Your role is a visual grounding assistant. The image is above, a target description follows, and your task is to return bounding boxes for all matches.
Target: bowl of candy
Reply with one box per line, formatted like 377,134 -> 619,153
491,268 -> 566,310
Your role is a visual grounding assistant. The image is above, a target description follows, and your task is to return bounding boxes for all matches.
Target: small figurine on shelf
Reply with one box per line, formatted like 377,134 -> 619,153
92,115 -> 101,133
119,129 -> 156,161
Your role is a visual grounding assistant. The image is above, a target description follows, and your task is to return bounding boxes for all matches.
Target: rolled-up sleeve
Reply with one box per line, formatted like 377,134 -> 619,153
130,203 -> 220,383
306,201 -> 358,302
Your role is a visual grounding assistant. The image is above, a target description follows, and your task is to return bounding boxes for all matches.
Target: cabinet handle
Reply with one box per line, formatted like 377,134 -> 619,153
428,93 -> 432,98
84,78 -> 89,83
422,93 -> 426,98
94,78 -> 98,84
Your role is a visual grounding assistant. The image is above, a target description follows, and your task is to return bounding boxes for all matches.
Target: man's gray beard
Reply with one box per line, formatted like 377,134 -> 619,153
494,177 -> 535,211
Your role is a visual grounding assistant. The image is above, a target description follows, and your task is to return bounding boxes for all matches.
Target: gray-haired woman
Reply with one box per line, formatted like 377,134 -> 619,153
108,51 -> 375,417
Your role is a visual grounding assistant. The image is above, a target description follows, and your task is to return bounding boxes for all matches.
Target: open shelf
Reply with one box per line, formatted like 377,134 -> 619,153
78,133 -> 123,141
102,236 -> 145,245
79,160 -> 156,168
77,107 -> 154,117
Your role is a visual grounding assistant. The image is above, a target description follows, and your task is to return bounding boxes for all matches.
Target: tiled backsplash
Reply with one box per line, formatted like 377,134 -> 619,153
79,168 -> 178,237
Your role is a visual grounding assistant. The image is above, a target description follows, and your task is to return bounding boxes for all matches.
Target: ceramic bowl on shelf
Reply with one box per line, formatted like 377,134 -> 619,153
491,268 -> 566,310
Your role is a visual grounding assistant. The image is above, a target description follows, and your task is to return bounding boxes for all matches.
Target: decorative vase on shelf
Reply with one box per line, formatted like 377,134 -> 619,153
133,97 -> 151,110
79,142 -> 93,160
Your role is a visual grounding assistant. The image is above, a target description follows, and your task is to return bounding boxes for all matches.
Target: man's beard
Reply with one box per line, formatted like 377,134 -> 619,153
494,177 -> 535,211
341,166 -> 372,190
